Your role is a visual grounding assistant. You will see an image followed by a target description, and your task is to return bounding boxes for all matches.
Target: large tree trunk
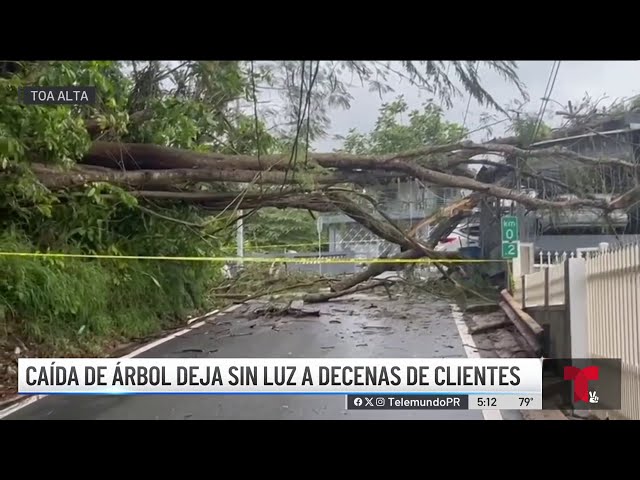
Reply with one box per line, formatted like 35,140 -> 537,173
82,141 -> 472,172
35,140 -> 634,210
127,190 -> 339,212
31,161 -> 618,210
34,165 -> 406,190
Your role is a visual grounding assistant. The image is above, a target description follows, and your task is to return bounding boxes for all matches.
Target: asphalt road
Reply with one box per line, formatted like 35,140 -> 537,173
3,293 -> 486,420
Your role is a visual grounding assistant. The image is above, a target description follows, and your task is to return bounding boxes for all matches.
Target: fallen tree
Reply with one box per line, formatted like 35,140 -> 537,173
6,62 -> 639,307
11,133 -> 638,304
21,137 -> 640,213
302,279 -> 393,303
326,195 -> 486,294
12,61 -> 640,407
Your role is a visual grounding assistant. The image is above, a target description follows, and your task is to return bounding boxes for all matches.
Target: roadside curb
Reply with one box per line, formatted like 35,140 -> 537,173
455,303 -> 569,421
450,303 -> 503,421
0,303 -> 243,420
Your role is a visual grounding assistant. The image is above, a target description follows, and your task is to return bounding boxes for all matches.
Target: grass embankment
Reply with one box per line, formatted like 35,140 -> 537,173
0,230 -> 224,402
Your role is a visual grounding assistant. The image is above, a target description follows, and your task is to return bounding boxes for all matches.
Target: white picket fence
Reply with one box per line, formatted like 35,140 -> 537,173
521,261 -> 566,307
533,248 -> 600,271
584,244 -> 640,420
516,247 -> 597,308
516,242 -> 640,420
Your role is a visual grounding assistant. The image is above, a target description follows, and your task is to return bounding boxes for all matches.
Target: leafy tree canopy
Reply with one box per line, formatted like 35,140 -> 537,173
339,96 -> 468,155
0,59 -> 526,362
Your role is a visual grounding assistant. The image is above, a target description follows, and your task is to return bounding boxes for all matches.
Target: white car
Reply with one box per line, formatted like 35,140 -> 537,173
435,225 -> 480,253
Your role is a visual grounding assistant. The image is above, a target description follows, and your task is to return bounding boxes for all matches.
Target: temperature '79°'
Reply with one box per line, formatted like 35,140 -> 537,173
519,397 -> 533,407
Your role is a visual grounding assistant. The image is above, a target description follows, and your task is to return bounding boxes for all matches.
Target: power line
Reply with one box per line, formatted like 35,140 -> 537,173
532,62 -> 555,132
513,61 -> 562,239
531,61 -> 562,145
462,62 -> 479,131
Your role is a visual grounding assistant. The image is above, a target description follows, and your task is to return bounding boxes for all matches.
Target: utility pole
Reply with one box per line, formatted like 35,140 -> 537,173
235,98 -> 244,267
516,156 -> 524,241
315,216 -> 323,275
236,211 -> 244,262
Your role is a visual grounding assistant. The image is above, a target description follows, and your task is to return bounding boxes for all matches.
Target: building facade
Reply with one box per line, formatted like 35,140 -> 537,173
320,179 -> 462,258
479,112 -> 640,259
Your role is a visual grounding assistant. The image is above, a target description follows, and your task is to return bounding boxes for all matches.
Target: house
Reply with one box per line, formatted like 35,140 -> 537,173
478,111 -> 640,259
320,179 -> 462,257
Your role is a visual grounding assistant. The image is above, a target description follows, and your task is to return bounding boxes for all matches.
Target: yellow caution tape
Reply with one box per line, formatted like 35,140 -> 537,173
0,251 -> 507,264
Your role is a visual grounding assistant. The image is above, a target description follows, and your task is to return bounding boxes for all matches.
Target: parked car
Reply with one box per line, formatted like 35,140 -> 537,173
435,224 -> 480,252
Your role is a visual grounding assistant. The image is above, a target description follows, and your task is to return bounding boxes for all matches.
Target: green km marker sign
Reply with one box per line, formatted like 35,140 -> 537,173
501,216 -> 519,259
502,241 -> 518,259
501,216 -> 519,242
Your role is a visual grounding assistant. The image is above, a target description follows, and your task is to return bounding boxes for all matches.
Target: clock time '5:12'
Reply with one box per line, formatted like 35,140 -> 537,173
476,397 -> 497,407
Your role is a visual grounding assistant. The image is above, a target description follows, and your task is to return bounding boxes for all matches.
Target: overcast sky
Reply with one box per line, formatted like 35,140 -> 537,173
311,61 -> 640,151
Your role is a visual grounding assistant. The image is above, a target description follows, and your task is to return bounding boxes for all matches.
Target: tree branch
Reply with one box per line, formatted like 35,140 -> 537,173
29,136 -> 640,212
31,164 -> 398,190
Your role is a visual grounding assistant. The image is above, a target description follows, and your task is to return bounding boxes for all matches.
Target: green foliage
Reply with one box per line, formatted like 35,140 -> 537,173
226,114 -> 285,155
0,229 -> 224,351
510,113 -> 552,144
128,97 -> 205,149
123,61 -> 281,155
340,96 -> 467,155
0,167 -> 57,220
0,60 -> 520,358
0,61 -> 275,355
0,61 -> 133,228
0,61 -> 130,169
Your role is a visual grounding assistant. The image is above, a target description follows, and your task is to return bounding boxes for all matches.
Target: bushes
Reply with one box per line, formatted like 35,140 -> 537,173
0,230 -> 221,354
0,61 -> 251,356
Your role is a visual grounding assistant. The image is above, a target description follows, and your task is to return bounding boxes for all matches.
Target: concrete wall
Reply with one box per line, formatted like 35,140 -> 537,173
526,307 -> 569,358
320,181 -> 462,228
246,252 -> 360,276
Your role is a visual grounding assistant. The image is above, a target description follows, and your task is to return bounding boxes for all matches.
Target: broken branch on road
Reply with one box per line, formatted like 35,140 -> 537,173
302,279 -> 395,303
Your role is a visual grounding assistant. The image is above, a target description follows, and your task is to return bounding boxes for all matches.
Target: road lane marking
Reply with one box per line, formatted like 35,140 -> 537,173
450,303 -> 503,421
0,304 -> 243,420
